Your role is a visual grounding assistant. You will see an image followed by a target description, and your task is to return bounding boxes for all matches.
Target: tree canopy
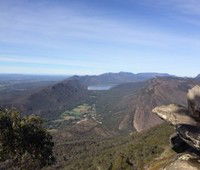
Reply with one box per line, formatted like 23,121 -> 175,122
0,107 -> 55,169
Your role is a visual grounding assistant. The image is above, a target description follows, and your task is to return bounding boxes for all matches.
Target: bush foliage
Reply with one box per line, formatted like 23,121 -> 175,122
0,107 -> 55,169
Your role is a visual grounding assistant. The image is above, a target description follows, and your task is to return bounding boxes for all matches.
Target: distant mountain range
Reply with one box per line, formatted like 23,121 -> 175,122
70,72 -> 172,86
1,72 -> 200,135
1,72 -> 200,170
16,72 -> 171,119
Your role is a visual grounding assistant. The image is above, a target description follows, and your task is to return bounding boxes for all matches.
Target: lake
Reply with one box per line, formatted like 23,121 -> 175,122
87,85 -> 116,90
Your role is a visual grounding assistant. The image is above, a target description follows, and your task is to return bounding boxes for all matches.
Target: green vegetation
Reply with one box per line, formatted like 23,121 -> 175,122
0,108 -> 55,169
49,104 -> 98,129
61,104 -> 96,119
48,123 -> 174,170
147,147 -> 175,170
0,78 -> 179,169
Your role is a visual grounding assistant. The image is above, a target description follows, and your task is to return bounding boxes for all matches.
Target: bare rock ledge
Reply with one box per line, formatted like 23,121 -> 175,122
152,85 -> 200,170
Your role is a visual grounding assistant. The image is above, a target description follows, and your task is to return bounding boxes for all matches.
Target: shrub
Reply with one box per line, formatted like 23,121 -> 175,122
0,107 -> 55,169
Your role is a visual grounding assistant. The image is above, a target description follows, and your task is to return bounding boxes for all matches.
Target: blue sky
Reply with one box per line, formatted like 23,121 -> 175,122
0,0 -> 200,76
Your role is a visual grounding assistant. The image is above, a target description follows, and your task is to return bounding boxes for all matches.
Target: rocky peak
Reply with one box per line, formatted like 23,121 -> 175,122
152,85 -> 200,170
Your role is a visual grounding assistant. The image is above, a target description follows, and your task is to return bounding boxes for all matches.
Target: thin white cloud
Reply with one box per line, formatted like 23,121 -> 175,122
169,0 -> 200,15
0,0 -> 200,50
0,55 -> 129,71
145,0 -> 200,15
0,65 -> 103,75
1,0 -> 200,76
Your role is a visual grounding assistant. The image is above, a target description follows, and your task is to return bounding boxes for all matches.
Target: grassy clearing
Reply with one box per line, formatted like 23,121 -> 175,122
49,104 -> 97,129
61,104 -> 96,119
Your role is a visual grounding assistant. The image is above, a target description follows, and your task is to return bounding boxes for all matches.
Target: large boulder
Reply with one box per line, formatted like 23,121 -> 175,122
152,104 -> 199,126
152,86 -> 200,153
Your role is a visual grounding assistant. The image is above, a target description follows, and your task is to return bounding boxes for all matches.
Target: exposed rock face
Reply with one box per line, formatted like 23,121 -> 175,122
152,85 -> 200,170
152,104 -> 198,126
187,85 -> 200,121
164,154 -> 200,170
170,133 -> 189,153
177,125 -> 200,150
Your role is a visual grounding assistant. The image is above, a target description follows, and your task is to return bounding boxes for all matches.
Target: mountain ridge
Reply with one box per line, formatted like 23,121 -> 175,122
20,78 -> 89,120
131,77 -> 199,131
68,72 -> 172,86
1,72 -> 197,135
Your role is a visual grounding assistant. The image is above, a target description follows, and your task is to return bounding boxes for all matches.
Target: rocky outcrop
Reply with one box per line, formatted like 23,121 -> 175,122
164,154 -> 200,170
152,85 -> 200,170
152,104 -> 198,126
177,124 -> 200,151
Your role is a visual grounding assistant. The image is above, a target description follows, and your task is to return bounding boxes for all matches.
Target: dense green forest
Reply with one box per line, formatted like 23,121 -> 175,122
48,123 -> 174,170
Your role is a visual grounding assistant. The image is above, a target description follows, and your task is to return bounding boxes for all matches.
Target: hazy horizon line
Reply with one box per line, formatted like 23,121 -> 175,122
0,71 -> 198,78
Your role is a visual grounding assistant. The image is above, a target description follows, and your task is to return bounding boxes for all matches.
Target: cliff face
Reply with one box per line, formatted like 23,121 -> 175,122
131,77 -> 198,131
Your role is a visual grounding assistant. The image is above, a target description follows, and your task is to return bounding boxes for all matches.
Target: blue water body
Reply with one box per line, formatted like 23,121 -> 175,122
87,85 -> 115,90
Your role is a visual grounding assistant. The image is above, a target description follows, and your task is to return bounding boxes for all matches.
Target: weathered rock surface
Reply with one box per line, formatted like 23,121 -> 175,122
187,85 -> 200,121
163,154 -> 200,170
152,104 -> 199,126
152,85 -> 200,170
177,124 -> 200,151
170,133 -> 190,153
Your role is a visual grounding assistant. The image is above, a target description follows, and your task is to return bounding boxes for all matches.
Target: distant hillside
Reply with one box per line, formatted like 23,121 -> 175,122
46,81 -> 146,137
70,72 -> 171,86
2,73 -> 198,135
196,74 -> 200,79
10,75 -> 199,134
20,78 -> 89,119
131,77 -> 199,131
89,81 -> 146,133
0,74 -> 69,106
85,77 -> 199,133
90,77 -> 199,133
